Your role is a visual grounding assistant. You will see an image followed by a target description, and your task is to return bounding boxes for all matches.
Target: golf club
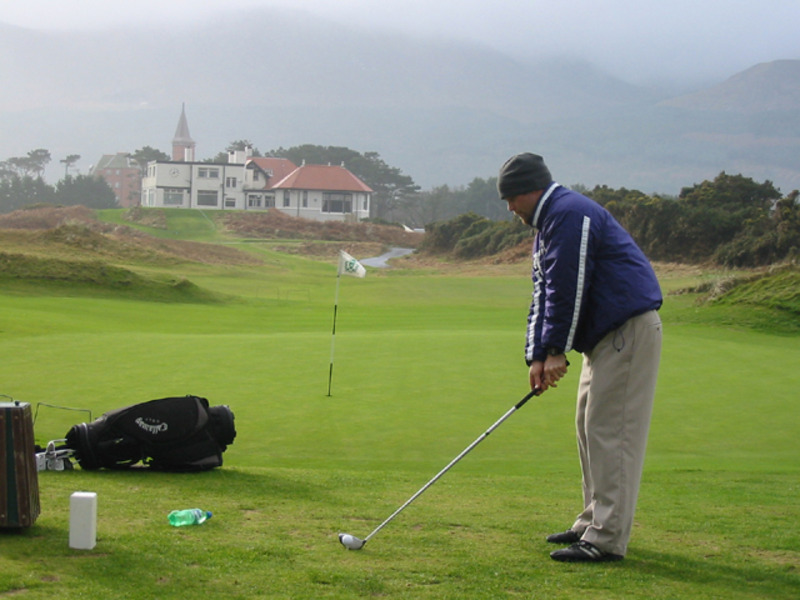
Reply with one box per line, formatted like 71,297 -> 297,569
338,388 -> 539,550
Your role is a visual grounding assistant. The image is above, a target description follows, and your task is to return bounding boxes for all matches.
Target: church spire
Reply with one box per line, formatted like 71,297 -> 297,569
172,103 -> 195,162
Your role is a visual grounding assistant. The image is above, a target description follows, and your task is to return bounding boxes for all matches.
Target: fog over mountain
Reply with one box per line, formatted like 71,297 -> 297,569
2,8 -> 799,194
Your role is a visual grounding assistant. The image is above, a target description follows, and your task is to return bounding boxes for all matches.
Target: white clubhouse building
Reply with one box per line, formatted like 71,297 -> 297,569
139,106 -> 372,222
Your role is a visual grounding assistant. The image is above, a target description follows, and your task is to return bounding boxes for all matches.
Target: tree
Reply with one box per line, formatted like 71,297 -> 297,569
0,176 -> 56,213
28,149 -> 52,178
679,172 -> 780,214
227,139 -> 261,158
207,140 -> 262,163
60,154 -> 81,178
457,177 -> 511,221
406,185 -> 455,226
713,188 -> 800,266
55,174 -> 117,209
419,211 -> 531,258
584,174 -> 793,266
4,149 -> 52,178
676,172 -> 782,261
0,160 -> 15,182
774,190 -> 800,254
591,186 -> 679,259
130,146 -> 170,172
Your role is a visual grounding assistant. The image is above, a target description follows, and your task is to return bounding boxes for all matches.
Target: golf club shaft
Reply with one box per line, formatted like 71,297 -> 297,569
363,389 -> 538,544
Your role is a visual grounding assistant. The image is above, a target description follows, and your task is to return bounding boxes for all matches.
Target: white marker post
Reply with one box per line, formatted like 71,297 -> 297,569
69,492 -> 97,550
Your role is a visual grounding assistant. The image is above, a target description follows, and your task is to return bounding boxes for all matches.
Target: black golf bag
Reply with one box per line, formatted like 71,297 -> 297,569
64,395 -> 236,471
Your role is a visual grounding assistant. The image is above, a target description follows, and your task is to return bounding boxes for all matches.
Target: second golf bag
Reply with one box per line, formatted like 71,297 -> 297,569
64,395 -> 236,471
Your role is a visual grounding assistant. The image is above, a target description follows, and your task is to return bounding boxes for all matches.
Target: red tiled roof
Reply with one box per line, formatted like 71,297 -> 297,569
270,164 -> 373,193
246,157 -> 298,185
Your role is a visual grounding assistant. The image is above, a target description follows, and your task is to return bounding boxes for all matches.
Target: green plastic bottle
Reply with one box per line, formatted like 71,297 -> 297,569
168,508 -> 212,527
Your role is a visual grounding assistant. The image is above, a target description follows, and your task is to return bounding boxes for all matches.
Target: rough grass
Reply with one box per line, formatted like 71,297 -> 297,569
0,207 -> 262,266
217,208 -> 423,247
666,263 -> 800,334
0,251 -> 227,303
711,265 -> 800,314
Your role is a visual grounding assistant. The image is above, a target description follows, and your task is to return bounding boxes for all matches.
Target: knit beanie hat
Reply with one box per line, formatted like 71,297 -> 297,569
497,153 -> 552,199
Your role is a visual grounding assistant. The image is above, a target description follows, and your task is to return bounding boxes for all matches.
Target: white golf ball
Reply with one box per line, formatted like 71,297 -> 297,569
339,533 -> 364,549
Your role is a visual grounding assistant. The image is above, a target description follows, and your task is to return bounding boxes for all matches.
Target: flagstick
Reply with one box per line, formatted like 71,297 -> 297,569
327,273 -> 342,396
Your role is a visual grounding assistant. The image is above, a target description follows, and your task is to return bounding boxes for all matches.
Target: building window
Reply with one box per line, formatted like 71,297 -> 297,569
164,189 -> 183,206
302,191 -> 308,208
283,190 -> 291,207
225,197 -> 236,208
226,177 -> 237,188
198,167 -> 220,179
264,193 -> 275,208
197,190 -> 218,206
248,195 -> 262,208
322,192 -> 353,213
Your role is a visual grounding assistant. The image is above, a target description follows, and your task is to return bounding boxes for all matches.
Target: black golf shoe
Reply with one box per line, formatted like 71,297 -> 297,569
546,529 -> 581,544
550,540 -> 624,563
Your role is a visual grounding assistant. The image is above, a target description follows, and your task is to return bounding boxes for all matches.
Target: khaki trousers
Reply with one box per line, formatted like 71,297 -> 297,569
571,310 -> 662,555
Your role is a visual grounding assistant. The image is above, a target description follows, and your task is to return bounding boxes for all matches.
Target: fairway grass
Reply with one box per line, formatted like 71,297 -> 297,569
1,236 -> 798,599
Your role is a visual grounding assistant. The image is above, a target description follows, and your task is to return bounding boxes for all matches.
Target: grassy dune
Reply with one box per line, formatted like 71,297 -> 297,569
0,208 -> 797,599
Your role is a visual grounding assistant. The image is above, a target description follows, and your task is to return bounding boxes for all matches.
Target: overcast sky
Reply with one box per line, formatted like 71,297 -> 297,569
2,0 -> 799,86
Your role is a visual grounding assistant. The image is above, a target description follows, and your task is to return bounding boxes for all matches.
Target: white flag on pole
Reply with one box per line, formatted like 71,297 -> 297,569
338,250 -> 366,278
329,250 -> 366,395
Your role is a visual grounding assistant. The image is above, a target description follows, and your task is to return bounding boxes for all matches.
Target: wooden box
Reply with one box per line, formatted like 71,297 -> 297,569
0,401 -> 41,528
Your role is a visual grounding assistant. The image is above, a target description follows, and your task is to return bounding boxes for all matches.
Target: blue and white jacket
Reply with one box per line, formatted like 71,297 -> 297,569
525,183 -> 662,364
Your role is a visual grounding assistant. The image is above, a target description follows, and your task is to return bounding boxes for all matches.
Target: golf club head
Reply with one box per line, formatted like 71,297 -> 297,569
338,533 -> 366,550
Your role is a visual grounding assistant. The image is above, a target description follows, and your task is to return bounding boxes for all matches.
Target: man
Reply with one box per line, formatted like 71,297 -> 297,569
497,153 -> 662,562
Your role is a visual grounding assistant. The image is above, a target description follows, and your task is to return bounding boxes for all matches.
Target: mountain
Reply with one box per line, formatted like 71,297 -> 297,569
1,10 -> 799,194
659,60 -> 800,112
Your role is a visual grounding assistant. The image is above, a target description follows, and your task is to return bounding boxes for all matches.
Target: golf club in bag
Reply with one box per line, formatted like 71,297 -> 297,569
339,389 -> 539,550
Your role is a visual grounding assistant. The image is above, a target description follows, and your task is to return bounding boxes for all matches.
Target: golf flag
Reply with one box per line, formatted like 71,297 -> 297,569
338,250 -> 366,278
328,250 -> 366,396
